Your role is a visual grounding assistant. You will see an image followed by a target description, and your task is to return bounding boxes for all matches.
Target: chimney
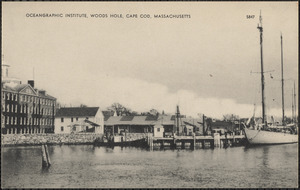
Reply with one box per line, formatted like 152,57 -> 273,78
28,80 -> 34,88
39,90 -> 46,96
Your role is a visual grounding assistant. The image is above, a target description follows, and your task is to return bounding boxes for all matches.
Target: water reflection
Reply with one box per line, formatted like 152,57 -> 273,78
1,144 -> 298,188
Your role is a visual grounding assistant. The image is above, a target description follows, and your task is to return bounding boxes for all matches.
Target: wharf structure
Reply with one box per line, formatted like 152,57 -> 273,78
100,110 -> 245,148
1,61 -> 56,134
103,114 -> 204,137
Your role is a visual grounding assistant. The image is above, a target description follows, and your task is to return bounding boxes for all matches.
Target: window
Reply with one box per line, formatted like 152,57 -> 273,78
157,128 -> 160,132
71,117 -> 73,122
6,116 -> 9,124
61,118 -> 64,122
61,126 -> 64,131
76,117 -> 78,121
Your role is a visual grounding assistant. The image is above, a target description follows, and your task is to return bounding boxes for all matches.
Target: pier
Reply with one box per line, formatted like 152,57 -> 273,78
146,134 -> 245,150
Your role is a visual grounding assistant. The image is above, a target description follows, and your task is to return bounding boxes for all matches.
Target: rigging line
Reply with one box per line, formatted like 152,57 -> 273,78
248,129 -> 261,141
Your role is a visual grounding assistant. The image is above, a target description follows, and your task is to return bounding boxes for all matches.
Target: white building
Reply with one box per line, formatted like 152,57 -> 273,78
153,124 -> 164,138
55,107 -> 104,134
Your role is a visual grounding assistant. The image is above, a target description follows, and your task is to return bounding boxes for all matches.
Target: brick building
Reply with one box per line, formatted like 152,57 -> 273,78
1,62 -> 56,134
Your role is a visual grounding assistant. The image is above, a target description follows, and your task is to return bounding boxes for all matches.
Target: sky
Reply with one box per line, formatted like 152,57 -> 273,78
2,2 -> 298,119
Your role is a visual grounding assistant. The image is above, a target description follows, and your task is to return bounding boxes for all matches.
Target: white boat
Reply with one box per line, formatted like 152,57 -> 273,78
243,13 -> 298,145
243,126 -> 298,145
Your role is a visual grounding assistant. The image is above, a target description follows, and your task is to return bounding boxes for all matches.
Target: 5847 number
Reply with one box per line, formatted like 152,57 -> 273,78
246,15 -> 255,19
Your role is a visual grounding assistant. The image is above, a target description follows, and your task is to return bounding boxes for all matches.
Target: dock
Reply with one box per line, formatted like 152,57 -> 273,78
147,134 -> 246,150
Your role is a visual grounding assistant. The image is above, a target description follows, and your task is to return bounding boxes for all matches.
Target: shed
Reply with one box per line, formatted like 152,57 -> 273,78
153,124 -> 164,138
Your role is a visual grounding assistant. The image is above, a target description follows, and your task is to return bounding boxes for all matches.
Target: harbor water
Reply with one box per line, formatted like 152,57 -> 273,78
1,144 -> 298,188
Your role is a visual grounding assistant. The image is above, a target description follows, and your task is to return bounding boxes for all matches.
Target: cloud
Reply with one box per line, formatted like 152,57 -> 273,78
50,74 -> 291,119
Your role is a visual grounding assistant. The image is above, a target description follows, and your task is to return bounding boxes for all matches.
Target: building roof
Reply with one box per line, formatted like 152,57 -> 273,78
102,111 -> 115,121
2,83 -> 56,99
56,107 -> 100,117
84,119 -> 100,126
210,121 -> 233,129
104,114 -> 204,126
13,84 -> 29,92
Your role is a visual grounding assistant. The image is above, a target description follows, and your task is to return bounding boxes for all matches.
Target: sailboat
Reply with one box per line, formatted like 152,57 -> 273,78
243,12 -> 298,145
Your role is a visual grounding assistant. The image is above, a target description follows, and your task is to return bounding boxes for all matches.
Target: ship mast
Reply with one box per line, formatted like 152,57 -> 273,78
292,88 -> 294,123
176,105 -> 180,135
293,81 -> 297,125
257,11 -> 266,124
281,33 -> 285,125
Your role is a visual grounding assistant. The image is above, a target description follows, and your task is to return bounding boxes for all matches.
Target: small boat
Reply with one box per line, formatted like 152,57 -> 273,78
243,12 -> 298,145
93,135 -> 147,147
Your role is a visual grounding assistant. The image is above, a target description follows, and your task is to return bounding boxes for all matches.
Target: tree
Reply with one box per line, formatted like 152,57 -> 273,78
108,103 -> 133,116
223,114 -> 240,122
149,109 -> 159,116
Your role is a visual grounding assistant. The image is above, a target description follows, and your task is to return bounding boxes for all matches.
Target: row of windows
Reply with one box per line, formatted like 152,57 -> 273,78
2,103 -> 54,115
5,116 -> 53,126
61,117 -> 81,122
60,117 -> 104,123
2,92 -> 54,106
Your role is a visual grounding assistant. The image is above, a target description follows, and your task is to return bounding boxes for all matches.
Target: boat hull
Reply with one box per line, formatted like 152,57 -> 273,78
243,128 -> 298,145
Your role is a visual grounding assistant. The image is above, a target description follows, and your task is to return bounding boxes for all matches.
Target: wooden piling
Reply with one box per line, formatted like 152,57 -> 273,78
42,144 -> 51,168
171,138 -> 176,149
181,141 -> 185,149
202,140 -> 205,149
210,140 -> 214,149
149,136 -> 153,151
191,135 -> 196,150
161,140 -> 164,149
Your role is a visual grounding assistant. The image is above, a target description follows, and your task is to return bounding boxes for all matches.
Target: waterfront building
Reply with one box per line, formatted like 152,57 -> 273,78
54,107 -> 104,134
103,114 -> 204,137
1,61 -> 56,134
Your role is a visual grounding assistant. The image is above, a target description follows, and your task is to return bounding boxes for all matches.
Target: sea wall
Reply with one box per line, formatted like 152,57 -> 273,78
1,133 -> 103,146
